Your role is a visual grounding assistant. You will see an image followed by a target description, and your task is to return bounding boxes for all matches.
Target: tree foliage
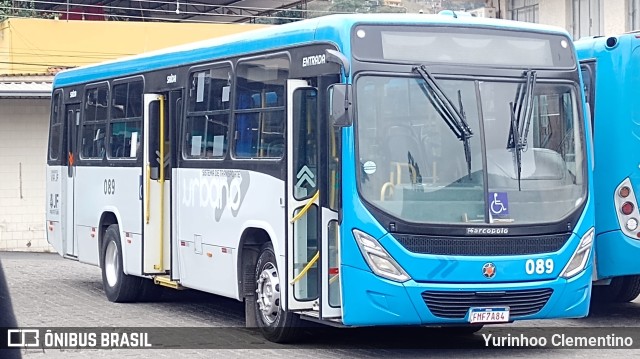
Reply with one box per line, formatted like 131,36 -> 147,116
253,7 -> 305,24
329,0 -> 406,14
1,0 -> 53,20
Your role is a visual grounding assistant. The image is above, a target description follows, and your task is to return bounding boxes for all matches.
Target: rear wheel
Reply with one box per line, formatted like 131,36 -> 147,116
101,224 -> 141,303
615,276 -> 640,303
254,242 -> 301,343
137,278 -> 165,302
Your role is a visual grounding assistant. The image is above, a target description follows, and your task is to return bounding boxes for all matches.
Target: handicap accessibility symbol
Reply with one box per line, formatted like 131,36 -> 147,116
489,192 -> 509,216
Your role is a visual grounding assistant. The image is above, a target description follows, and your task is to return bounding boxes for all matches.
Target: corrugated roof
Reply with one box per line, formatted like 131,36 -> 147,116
0,82 -> 52,98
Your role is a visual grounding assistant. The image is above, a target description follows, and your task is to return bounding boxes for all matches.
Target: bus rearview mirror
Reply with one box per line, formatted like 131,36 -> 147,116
329,84 -> 352,127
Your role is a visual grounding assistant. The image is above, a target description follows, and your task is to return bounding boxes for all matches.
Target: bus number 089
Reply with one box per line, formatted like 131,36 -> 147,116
525,258 -> 553,275
104,179 -> 116,195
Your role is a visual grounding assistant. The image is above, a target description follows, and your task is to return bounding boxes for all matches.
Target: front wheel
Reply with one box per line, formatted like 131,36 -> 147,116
591,277 -> 623,305
101,224 -> 141,303
254,242 -> 301,343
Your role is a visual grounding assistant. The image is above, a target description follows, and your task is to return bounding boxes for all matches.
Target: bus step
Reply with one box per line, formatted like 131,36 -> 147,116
299,311 -> 344,327
153,275 -> 183,290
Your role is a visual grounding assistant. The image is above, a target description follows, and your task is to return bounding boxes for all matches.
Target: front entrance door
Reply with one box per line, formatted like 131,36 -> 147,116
285,79 -> 342,319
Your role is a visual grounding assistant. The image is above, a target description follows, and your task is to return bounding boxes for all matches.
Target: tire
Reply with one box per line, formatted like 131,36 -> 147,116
101,224 -> 142,303
137,278 -> 165,302
615,276 -> 640,303
254,242 -> 301,343
591,276 -> 623,305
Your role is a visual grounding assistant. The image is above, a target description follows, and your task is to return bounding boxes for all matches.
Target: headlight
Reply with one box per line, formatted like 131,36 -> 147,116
353,229 -> 410,282
560,227 -> 594,279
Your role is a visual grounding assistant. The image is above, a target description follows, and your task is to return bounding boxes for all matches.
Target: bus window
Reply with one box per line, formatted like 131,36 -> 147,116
110,80 -> 143,159
184,66 -> 232,159
48,91 -> 63,162
81,84 -> 109,159
234,56 -> 289,159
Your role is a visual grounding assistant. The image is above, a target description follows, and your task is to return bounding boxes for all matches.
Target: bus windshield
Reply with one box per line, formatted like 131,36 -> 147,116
356,74 -> 586,225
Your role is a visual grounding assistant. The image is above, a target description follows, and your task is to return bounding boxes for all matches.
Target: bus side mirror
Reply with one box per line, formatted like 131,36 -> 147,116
329,84 -> 352,127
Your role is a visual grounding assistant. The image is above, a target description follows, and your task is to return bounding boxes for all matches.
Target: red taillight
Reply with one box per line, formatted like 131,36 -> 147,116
622,202 -> 635,215
620,186 -> 631,198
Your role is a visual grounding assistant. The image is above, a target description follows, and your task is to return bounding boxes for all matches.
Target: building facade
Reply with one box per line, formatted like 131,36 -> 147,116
0,77 -> 52,251
485,0 -> 634,39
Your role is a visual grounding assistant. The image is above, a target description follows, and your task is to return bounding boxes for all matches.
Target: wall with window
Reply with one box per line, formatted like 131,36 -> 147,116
0,98 -> 51,251
510,0 -> 540,23
506,0 -> 631,39
630,0 -> 640,31
538,0 -> 570,33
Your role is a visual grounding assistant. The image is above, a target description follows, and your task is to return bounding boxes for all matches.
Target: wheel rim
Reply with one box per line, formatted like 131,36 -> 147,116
105,240 -> 119,288
256,261 -> 281,325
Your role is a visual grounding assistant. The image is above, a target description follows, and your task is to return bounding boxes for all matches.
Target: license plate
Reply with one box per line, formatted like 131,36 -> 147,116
468,307 -> 510,323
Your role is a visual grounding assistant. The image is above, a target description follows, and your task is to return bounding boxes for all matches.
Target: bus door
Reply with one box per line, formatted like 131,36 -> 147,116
286,80 -> 342,319
63,104 -> 80,257
142,94 -> 172,274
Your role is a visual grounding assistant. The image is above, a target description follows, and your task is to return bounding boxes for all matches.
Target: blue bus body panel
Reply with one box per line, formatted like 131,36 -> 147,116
341,264 -> 591,325
339,120 -> 594,325
576,34 -> 640,279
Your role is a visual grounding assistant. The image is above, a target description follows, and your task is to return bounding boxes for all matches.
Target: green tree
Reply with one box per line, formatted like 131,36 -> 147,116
328,0 -> 406,14
1,0 -> 52,20
253,6 -> 306,24
329,0 -> 367,13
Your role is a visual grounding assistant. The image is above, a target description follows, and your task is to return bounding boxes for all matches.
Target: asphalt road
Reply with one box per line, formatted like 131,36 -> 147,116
1,251 -> 640,358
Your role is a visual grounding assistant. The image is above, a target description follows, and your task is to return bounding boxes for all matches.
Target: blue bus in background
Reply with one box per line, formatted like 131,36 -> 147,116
46,13 -> 595,343
576,34 -> 640,304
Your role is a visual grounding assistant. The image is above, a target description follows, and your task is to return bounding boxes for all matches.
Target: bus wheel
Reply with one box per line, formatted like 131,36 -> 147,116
615,276 -> 640,303
137,278 -> 164,302
591,277 -> 623,304
101,224 -> 141,303
254,242 -> 301,343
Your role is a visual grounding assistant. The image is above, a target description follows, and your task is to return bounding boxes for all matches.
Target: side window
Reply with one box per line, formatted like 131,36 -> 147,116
48,91 -> 63,162
184,66 -> 232,159
81,84 -> 109,159
110,80 -> 143,159
234,56 -> 289,159
580,63 -> 595,134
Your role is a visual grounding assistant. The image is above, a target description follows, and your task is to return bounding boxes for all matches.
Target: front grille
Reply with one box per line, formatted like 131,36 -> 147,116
421,288 -> 553,319
395,233 -> 570,256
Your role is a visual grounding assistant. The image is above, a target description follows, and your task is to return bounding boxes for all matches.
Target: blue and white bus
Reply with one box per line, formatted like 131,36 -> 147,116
576,34 -> 640,304
46,14 -> 595,342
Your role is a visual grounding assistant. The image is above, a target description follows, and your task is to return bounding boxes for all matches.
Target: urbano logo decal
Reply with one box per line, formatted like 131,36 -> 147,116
466,227 -> 509,235
181,169 -> 250,222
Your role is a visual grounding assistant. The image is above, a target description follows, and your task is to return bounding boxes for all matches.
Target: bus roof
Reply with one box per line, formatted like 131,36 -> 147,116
574,33 -> 638,60
53,13 -> 573,88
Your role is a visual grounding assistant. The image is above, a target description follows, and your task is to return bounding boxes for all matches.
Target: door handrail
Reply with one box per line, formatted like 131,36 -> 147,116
289,251 -> 319,285
289,191 -> 319,223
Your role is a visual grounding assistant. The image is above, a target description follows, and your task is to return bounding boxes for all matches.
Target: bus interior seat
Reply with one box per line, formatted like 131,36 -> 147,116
266,140 -> 284,158
236,90 -> 259,157
385,125 -> 428,184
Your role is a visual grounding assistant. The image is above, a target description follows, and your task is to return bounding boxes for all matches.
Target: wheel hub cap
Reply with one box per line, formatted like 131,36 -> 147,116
256,262 -> 280,324
105,241 -> 119,288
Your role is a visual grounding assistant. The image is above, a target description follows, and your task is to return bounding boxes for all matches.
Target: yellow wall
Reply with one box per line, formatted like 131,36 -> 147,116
0,18 -> 268,75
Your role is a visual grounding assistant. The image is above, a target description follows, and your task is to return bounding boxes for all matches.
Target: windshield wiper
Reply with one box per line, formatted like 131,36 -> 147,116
413,65 -> 474,179
507,70 -> 537,191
